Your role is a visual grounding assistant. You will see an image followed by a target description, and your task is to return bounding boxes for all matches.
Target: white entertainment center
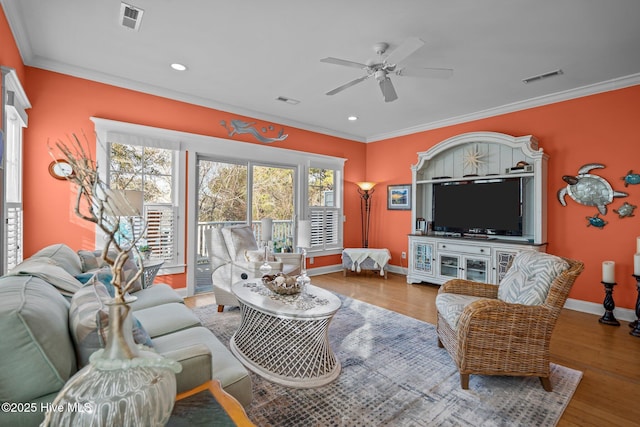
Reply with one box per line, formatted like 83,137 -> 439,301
407,132 -> 549,285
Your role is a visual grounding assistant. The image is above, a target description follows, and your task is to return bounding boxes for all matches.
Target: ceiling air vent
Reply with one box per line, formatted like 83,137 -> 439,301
119,2 -> 144,31
276,96 -> 300,105
522,69 -> 563,84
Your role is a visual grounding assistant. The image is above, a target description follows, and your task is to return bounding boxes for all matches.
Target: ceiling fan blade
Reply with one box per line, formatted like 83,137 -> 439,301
320,57 -> 369,70
395,67 -> 454,79
384,37 -> 425,66
326,75 -> 369,96
379,77 -> 398,102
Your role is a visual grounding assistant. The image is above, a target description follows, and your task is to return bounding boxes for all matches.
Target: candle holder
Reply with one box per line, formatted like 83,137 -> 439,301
296,248 -> 311,292
598,281 -> 620,326
630,275 -> 640,337
259,241 -> 272,275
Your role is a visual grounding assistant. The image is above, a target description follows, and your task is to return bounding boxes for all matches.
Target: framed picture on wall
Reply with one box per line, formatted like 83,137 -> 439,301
387,184 -> 411,210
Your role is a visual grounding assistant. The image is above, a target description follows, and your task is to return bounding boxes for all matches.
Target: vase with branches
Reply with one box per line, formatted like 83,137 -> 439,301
42,132 -> 181,426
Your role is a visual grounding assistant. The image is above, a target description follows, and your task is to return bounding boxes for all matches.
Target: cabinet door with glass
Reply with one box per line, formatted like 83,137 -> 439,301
463,256 -> 490,283
438,253 -> 461,280
411,240 -> 435,277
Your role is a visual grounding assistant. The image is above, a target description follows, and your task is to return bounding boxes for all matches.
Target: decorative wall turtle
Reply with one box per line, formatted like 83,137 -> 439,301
586,213 -> 607,228
622,170 -> 640,187
557,163 -> 628,215
613,202 -> 637,218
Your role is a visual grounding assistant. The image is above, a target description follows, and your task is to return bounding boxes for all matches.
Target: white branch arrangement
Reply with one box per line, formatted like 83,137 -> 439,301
50,132 -> 145,303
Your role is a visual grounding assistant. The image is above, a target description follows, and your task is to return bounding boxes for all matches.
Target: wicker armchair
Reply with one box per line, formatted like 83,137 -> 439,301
436,254 -> 584,391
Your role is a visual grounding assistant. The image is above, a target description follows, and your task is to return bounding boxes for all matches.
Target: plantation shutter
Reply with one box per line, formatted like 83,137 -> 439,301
309,207 -> 340,250
143,204 -> 178,264
5,204 -> 23,270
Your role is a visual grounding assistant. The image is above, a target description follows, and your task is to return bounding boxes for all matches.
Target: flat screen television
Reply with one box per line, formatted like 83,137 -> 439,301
432,178 -> 522,236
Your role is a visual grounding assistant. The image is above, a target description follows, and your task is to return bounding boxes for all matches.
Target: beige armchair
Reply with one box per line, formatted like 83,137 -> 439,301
205,224 -> 302,312
435,251 -> 583,391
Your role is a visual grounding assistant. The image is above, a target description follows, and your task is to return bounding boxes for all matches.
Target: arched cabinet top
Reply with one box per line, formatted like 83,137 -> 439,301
412,131 -> 547,181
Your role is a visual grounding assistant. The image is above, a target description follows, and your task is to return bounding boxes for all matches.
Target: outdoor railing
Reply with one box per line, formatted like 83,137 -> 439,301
197,220 -> 295,259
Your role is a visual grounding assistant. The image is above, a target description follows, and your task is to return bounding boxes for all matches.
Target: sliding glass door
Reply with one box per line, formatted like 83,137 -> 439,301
195,157 -> 295,294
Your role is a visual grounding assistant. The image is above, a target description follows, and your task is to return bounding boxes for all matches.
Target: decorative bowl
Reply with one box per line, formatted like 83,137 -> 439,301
262,273 -> 301,295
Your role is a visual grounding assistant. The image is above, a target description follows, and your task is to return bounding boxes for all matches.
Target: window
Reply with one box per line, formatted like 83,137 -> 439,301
308,167 -> 342,251
2,68 -> 30,274
109,143 -> 179,264
93,118 -> 186,274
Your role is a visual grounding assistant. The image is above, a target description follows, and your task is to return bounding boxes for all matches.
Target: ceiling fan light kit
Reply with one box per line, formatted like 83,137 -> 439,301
321,37 -> 453,102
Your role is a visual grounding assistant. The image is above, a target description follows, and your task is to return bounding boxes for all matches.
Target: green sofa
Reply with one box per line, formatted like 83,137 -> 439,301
0,244 -> 252,426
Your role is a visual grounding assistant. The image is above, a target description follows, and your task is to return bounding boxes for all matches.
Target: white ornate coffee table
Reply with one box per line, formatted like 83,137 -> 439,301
230,279 -> 342,388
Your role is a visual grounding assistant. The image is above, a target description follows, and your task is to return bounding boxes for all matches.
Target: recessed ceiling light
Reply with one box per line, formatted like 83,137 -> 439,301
171,63 -> 187,71
347,116 -> 358,121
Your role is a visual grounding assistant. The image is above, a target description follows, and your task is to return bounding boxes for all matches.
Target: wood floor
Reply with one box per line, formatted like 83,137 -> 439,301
185,271 -> 640,427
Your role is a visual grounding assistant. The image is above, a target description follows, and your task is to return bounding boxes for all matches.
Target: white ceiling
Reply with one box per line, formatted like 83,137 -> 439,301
3,0 -> 640,142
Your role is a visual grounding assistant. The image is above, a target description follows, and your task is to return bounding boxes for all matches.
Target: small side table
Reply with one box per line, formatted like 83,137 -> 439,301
170,380 -> 254,426
142,258 -> 164,288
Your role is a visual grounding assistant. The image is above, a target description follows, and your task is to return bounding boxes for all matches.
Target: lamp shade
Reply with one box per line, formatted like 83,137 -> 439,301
261,218 -> 273,241
356,182 -> 376,192
104,189 -> 143,217
297,220 -> 311,249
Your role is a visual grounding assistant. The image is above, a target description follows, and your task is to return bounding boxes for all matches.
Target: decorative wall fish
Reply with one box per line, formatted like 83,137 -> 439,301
220,119 -> 288,143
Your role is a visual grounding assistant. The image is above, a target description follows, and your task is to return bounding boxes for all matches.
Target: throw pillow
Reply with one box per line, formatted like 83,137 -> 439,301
221,225 -> 259,261
77,250 -> 106,272
79,250 -> 143,293
69,278 -> 153,367
244,249 -> 276,263
497,251 -> 569,305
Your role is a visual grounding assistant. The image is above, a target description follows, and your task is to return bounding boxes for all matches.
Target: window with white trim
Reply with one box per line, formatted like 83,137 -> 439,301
2,68 -> 30,274
307,166 -> 342,252
93,119 -> 186,274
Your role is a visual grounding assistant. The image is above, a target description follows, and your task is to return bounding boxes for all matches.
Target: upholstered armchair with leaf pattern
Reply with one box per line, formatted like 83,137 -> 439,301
205,225 -> 302,312
435,251 -> 584,391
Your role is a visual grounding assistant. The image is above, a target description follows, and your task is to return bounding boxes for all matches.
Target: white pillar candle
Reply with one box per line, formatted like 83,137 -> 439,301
602,261 -> 615,283
261,218 -> 273,242
634,254 -> 640,276
297,220 -> 311,248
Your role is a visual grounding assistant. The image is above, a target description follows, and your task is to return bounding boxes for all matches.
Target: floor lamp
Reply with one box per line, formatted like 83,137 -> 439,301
356,182 -> 376,248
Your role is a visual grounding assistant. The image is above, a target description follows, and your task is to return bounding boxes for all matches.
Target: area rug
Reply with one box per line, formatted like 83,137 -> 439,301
192,295 -> 582,427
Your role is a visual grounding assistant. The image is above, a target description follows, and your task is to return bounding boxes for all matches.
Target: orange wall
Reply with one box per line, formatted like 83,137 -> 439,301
369,86 -> 640,309
22,68 -> 365,287
3,6 -> 639,308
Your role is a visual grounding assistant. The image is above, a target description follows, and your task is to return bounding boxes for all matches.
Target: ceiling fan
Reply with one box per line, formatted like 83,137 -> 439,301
320,37 -> 453,102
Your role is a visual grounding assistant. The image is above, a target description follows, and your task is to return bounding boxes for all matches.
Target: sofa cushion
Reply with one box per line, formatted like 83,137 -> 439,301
153,326 -> 252,406
31,243 -> 83,276
133,303 -> 201,338
8,257 -> 83,297
129,283 -> 184,311
497,251 -> 570,305
221,225 -> 259,261
0,275 -> 77,402
69,281 -> 153,367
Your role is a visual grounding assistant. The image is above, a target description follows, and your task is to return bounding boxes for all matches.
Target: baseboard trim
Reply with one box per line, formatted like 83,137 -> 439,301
564,298 -> 636,322
193,264 -> 638,322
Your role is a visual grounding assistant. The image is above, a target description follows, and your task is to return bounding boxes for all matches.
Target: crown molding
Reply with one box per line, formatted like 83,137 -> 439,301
366,73 -> 640,142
